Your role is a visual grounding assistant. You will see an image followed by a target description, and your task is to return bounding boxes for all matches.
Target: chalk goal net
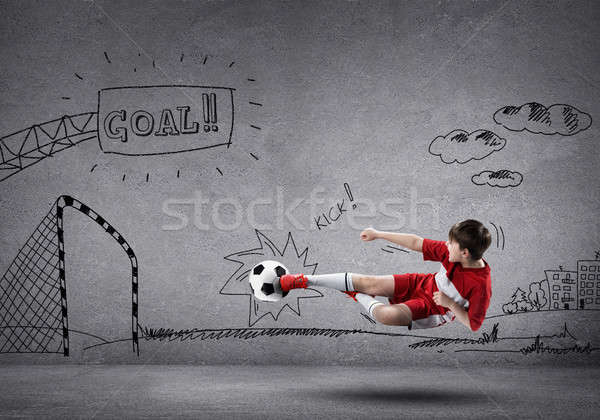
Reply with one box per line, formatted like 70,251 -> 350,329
0,196 -> 139,356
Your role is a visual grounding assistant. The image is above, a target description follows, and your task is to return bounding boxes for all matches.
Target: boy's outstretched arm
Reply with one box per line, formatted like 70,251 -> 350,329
360,228 -> 424,252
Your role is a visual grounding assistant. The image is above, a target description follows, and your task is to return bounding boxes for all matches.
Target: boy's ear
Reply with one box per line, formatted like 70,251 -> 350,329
461,247 -> 470,259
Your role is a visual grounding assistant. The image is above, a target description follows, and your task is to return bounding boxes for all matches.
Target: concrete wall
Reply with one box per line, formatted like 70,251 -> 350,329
0,0 -> 598,365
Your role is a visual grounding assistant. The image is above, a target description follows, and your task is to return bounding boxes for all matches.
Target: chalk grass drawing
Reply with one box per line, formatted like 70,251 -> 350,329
428,129 -> 506,164
220,230 -> 322,327
100,319 -> 598,358
411,322 -> 598,356
0,113 -> 97,182
0,195 -> 140,356
471,169 -> 523,188
493,102 -> 592,136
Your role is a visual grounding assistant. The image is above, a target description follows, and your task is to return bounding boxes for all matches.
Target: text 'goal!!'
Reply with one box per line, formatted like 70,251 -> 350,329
98,86 -> 234,156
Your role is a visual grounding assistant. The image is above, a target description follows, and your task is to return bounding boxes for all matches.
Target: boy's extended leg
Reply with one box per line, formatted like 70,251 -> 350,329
280,272 -> 413,326
280,272 -> 396,297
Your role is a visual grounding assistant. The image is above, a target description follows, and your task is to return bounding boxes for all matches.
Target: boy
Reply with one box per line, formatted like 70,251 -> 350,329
279,219 -> 492,331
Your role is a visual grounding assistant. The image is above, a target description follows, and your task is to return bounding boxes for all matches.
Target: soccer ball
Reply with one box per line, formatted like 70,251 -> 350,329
249,260 -> 289,302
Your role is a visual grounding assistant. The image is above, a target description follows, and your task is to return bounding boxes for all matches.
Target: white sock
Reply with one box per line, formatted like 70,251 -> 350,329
305,273 -> 354,291
355,293 -> 384,318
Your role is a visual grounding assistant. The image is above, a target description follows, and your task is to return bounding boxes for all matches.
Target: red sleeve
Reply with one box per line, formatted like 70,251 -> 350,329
422,238 -> 448,262
467,287 -> 491,331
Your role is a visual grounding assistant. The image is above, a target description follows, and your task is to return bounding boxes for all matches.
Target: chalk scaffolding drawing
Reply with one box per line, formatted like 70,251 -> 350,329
220,230 -> 323,327
0,113 -> 97,183
471,169 -> 523,188
0,196 -> 140,356
428,129 -> 506,164
493,102 -> 592,136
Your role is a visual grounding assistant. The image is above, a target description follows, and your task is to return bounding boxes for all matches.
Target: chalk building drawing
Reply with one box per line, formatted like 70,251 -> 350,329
503,256 -> 600,314
545,270 -> 577,310
578,260 -> 600,309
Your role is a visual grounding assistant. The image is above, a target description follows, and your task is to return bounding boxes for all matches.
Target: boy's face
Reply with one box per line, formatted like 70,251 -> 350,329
446,239 -> 466,262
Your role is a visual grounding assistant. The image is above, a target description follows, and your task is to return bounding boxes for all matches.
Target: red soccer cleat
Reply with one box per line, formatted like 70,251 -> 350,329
279,273 -> 308,292
341,291 -> 359,302
341,291 -> 376,301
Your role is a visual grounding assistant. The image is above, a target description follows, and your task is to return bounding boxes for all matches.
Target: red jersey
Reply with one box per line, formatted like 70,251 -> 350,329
419,238 -> 492,331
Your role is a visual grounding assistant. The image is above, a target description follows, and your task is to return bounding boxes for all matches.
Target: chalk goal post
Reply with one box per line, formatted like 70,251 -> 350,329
0,195 -> 139,356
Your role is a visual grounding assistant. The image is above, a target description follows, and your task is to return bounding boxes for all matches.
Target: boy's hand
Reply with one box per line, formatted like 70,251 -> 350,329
360,227 -> 379,241
433,291 -> 453,308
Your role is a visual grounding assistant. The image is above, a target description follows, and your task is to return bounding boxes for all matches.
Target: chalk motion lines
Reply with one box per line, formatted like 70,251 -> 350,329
0,113 -> 97,182
0,196 -> 140,356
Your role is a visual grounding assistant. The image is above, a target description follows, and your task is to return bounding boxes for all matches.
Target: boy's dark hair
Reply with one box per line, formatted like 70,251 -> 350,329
448,219 -> 491,260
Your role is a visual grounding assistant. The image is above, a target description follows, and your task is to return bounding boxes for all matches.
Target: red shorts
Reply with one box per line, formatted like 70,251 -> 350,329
389,273 -> 443,322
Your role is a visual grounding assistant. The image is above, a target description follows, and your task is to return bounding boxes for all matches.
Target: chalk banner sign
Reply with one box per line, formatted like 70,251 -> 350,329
97,85 -> 235,156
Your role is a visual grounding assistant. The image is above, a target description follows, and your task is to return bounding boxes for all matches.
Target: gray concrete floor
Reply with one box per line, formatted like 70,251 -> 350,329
0,365 -> 598,419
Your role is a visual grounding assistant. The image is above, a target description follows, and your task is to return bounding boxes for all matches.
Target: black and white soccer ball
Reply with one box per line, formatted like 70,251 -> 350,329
248,260 -> 289,302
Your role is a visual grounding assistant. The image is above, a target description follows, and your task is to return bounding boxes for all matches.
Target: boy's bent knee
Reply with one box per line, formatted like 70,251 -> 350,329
372,304 -> 412,326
